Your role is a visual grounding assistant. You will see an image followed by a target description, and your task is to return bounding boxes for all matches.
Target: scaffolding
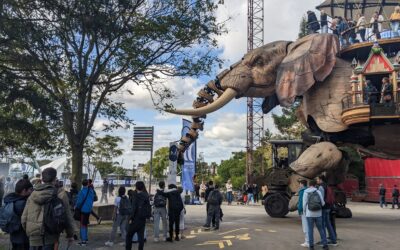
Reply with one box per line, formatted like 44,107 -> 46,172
246,0 -> 264,183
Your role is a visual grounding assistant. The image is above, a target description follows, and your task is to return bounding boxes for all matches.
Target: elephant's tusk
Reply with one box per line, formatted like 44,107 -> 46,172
165,88 -> 238,116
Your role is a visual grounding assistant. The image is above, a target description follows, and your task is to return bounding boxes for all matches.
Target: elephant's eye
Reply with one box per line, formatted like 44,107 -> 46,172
252,57 -> 263,67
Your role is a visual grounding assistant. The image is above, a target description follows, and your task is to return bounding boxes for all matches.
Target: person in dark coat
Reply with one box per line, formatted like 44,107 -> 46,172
379,184 -> 387,208
125,181 -> 151,250
3,178 -> 33,250
307,11 -> 320,34
163,184 -> 184,242
101,178 -> 109,204
202,185 -> 223,230
109,181 -> 115,197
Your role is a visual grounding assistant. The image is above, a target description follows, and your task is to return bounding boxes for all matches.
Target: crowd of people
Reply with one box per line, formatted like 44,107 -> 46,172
0,169 -> 153,250
298,176 -> 337,250
306,7 -> 400,47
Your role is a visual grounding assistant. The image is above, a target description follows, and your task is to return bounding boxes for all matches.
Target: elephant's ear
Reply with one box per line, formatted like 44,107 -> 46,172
276,34 -> 339,106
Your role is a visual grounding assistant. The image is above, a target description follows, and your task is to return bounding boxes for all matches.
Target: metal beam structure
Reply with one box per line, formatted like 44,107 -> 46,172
246,0 -> 264,183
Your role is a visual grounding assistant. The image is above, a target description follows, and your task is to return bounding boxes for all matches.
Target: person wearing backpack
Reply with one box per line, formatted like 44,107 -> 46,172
125,181 -> 151,250
163,183 -> 184,242
21,167 -> 77,250
153,181 -> 168,242
105,186 -> 130,246
75,179 -> 95,246
88,179 -> 102,224
303,179 -> 328,250
203,184 -> 223,231
392,184 -> 400,209
317,175 -> 337,246
1,179 -> 33,250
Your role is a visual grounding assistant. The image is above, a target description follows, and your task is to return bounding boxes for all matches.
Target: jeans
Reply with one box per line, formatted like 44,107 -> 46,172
205,205 -> 220,228
110,214 -> 128,242
321,25 -> 328,34
125,220 -> 145,250
80,212 -> 90,242
392,197 -> 399,208
359,29 -> 366,41
153,207 -> 168,239
391,21 -> 399,37
226,191 -> 233,204
306,216 -> 327,248
322,209 -> 336,243
301,213 -> 309,244
247,193 -> 254,204
380,195 -> 387,207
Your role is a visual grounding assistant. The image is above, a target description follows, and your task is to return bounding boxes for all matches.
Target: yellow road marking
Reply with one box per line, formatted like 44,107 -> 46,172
223,236 -> 235,239
218,228 -> 248,235
255,229 -> 263,232
186,235 -> 196,239
196,240 -> 233,249
268,229 -> 277,233
236,233 -> 251,241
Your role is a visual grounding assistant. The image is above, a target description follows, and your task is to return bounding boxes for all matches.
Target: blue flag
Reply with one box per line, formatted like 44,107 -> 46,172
182,119 -> 196,192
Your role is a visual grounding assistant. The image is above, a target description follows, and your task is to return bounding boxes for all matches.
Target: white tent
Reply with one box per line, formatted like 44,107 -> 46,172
41,157 -> 103,187
8,163 -> 39,179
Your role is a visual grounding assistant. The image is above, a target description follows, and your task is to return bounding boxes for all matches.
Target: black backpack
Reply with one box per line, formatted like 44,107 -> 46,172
43,188 -> 68,234
138,196 -> 152,219
153,193 -> 166,208
119,196 -> 133,216
0,202 -> 20,233
307,190 -> 322,211
207,190 -> 219,205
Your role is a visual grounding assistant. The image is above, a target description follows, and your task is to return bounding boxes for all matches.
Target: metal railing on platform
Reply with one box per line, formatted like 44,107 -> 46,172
342,91 -> 400,116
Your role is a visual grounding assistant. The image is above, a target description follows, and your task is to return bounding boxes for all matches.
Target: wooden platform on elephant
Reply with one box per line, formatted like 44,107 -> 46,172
340,37 -> 400,60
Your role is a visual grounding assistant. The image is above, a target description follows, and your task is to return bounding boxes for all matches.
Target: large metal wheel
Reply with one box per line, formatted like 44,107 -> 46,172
264,193 -> 289,218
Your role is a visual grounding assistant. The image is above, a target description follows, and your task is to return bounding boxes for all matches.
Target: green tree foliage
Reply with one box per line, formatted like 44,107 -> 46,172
298,15 -> 309,39
272,107 -> 306,139
0,75 -> 62,156
339,146 -> 365,188
217,151 -> 246,189
143,147 -> 169,179
0,0 -> 225,184
86,135 -> 124,180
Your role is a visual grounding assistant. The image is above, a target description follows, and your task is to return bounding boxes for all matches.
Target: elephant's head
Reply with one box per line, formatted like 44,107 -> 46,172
166,34 -> 339,153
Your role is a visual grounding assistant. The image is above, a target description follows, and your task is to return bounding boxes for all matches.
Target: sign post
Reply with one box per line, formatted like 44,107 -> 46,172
132,126 -> 154,194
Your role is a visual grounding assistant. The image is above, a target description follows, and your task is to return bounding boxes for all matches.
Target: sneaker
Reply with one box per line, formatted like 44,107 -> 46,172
105,241 -> 114,247
211,227 -> 219,231
202,225 -> 211,230
97,217 -> 102,225
78,241 -> 87,247
300,243 -> 309,248
323,246 -> 329,250
166,237 -> 173,242
154,238 -> 159,243
175,236 -> 180,241
328,241 -> 338,246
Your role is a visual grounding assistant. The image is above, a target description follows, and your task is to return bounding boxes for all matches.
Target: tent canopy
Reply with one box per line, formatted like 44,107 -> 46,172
316,0 -> 399,21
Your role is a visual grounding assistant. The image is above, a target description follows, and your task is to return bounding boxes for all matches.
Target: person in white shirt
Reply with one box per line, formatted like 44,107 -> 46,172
302,180 -> 328,250
225,180 -> 233,205
105,186 -> 129,247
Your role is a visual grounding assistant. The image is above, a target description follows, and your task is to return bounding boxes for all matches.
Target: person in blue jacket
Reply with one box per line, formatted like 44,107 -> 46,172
75,179 -> 95,246
298,179 -> 309,248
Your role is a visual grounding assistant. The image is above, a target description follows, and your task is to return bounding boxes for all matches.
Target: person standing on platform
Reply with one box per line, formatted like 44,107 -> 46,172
320,10 -> 328,33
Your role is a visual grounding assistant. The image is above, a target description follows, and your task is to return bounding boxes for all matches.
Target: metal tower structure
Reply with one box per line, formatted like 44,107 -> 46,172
246,0 -> 264,183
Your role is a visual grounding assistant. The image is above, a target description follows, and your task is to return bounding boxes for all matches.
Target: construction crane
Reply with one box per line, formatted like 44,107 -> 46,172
246,0 -> 264,183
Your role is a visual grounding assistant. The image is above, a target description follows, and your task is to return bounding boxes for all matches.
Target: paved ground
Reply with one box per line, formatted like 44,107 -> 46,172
1,201 -> 399,250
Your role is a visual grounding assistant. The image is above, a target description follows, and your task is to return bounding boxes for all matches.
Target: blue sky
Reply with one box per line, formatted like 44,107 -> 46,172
91,0 -> 323,168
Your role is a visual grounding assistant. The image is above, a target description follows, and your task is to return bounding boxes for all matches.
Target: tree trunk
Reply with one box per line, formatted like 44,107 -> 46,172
71,145 -> 84,188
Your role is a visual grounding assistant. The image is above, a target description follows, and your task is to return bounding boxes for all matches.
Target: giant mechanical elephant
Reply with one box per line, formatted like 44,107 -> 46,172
166,33 -> 399,211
